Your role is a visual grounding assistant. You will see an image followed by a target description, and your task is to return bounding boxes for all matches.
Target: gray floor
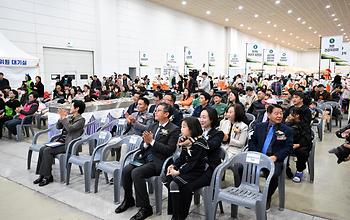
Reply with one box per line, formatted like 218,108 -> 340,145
0,123 -> 348,220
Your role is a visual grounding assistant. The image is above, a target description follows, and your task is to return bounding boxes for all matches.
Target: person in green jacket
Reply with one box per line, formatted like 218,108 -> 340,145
0,89 -> 21,138
22,74 -> 34,94
212,93 -> 227,118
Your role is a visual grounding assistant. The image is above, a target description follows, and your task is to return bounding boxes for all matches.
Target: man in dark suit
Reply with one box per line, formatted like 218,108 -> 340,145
34,100 -> 86,186
247,104 -> 293,210
163,92 -> 183,127
148,91 -> 163,115
126,92 -> 142,115
115,102 -> 180,220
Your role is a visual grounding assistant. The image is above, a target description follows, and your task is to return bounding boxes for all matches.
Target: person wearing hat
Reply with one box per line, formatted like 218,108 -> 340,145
314,84 -> 330,102
212,93 -> 227,118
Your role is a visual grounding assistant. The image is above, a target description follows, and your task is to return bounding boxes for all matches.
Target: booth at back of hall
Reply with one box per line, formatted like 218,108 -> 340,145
0,0 -> 349,220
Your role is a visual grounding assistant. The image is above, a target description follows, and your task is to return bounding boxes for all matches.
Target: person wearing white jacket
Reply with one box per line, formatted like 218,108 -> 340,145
220,104 -> 249,156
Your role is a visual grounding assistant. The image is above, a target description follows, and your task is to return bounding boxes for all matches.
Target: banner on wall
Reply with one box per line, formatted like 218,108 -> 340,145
139,51 -> 149,66
335,42 -> 350,66
208,51 -> 215,66
167,52 -> 177,66
229,53 -> 239,67
263,49 -> 276,66
246,43 -> 263,63
321,36 -> 343,61
277,51 -> 288,66
184,47 -> 193,67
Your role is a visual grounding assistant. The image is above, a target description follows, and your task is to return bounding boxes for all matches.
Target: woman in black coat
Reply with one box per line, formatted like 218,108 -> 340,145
34,76 -> 45,98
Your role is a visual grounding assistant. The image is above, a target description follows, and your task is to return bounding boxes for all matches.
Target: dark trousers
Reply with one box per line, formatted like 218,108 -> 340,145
292,148 -> 309,172
122,163 -> 160,208
167,169 -> 213,220
36,145 -> 65,177
4,118 -> 22,135
0,116 -> 12,138
234,162 -> 283,201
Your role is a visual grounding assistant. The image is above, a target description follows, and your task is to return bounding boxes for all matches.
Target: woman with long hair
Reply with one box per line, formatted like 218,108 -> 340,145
163,117 -> 208,220
178,88 -> 193,110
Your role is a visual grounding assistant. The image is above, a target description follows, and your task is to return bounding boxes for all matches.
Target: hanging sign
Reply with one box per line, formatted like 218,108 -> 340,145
229,53 -> 239,67
139,51 -> 149,66
167,52 -> 177,66
321,36 -> 343,60
336,42 -> 350,66
246,43 -> 263,63
184,47 -> 193,67
264,49 -> 276,66
208,51 -> 215,66
277,51 -> 288,66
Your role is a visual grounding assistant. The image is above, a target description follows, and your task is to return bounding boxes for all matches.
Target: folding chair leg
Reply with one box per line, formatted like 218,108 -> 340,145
94,169 -> 101,193
231,204 -> 238,218
154,177 -> 162,215
219,202 -> 224,214
114,171 -> 121,204
104,172 -> 109,184
27,150 -> 32,170
66,163 -> 72,185
59,156 -> 65,182
84,162 -> 91,193
79,166 -> 83,175
194,192 -> 200,205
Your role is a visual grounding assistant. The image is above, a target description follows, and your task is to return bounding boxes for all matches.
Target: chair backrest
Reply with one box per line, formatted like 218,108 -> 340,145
73,130 -> 112,154
114,119 -> 127,136
245,113 -> 256,124
324,101 -> 341,109
119,135 -> 144,162
230,152 -> 274,191
98,119 -> 119,133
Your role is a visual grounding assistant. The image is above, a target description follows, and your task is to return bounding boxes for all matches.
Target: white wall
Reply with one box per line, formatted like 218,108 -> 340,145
297,51 -> 319,71
0,0 -> 321,84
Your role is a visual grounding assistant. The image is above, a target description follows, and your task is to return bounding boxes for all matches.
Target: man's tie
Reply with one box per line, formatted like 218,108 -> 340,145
262,125 -> 274,155
154,125 -> 164,140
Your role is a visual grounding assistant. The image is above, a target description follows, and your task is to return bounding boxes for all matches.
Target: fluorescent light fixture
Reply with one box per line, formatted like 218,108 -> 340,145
254,14 -> 259,18
266,21 -> 271,24
275,0 -> 281,4
318,34 -> 322,37
334,18 -> 338,21
267,34 -> 271,38
287,42 -> 290,45
289,32 -> 293,35
308,26 -> 312,30
302,21 -> 306,24
273,24 -> 277,27
338,24 -> 342,27
297,17 -> 301,21
225,18 -> 229,21
331,14 -> 336,17
341,28 -> 344,31
258,31 -> 262,34
240,24 -> 244,27
247,27 -> 252,30
282,29 -> 286,32
314,31 -> 317,34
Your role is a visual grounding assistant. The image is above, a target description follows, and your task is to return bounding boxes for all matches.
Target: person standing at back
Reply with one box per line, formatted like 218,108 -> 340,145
0,72 -> 10,91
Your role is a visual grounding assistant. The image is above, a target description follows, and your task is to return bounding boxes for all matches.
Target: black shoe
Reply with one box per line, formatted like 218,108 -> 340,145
115,198 -> 135,214
286,167 -> 293,179
130,207 -> 153,220
109,178 -> 113,185
33,175 -> 44,184
328,148 -> 337,154
38,176 -> 53,187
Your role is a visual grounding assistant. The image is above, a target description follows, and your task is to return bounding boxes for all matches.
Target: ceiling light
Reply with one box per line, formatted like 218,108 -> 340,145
247,27 -> 252,30
314,31 -> 317,34
254,14 -> 259,18
258,31 -> 262,34
273,24 -> 277,27
318,34 -> 322,37
287,42 -> 290,45
238,5 -> 243,10
331,14 -> 336,17
206,10 -> 211,15
301,39 -> 304,41
266,21 -> 271,24
282,29 -> 286,32
343,33 -> 347,35
338,24 -> 342,27
282,40 -> 285,43
289,32 -> 293,35
334,18 -> 338,21
287,9 -> 292,14
296,36 -> 300,39
225,18 -> 229,21
302,21 -> 306,24
297,17 -> 301,21
306,41 -> 309,44
275,0 -> 281,5
240,24 -> 244,27
325,5 -> 331,9
275,37 -> 279,40
308,26 -> 312,30
181,1 -> 187,5
341,28 -> 344,31
267,34 -> 271,38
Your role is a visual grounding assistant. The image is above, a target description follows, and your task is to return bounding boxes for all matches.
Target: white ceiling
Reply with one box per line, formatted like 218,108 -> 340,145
148,0 -> 350,52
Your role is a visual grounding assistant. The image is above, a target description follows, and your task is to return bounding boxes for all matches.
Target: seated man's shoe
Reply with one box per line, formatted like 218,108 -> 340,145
328,148 -> 338,154
115,198 -> 135,214
130,207 -> 153,220
38,176 -> 53,187
33,175 -> 44,184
